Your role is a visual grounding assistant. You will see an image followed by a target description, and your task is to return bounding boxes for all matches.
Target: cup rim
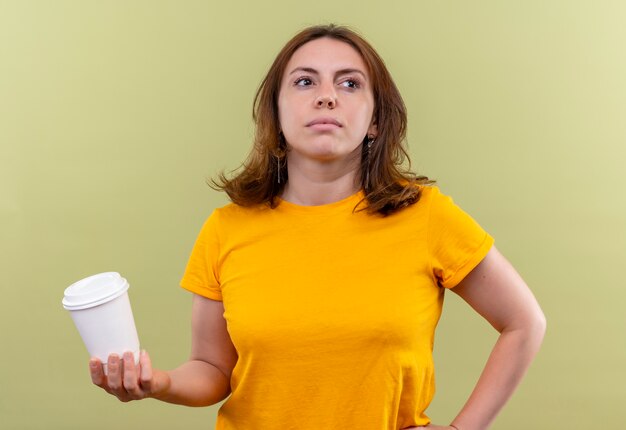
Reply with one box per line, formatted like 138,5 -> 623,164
62,272 -> 129,311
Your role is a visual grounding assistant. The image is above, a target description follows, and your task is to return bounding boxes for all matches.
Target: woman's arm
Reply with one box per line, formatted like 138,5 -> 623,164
90,294 -> 238,407
445,246 -> 546,430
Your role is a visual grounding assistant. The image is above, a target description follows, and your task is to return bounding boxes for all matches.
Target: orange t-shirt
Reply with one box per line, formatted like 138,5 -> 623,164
181,186 -> 494,429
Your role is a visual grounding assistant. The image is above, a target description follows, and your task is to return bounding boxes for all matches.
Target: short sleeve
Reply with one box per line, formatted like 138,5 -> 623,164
180,210 -> 222,301
427,187 -> 494,289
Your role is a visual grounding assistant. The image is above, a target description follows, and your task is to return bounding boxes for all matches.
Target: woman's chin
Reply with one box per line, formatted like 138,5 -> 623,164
290,143 -> 360,163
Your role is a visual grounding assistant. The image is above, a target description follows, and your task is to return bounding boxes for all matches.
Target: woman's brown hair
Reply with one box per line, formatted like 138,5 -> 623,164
211,24 -> 433,216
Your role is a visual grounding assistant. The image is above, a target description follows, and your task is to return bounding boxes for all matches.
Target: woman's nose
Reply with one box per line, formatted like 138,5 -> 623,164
315,94 -> 336,109
314,82 -> 337,109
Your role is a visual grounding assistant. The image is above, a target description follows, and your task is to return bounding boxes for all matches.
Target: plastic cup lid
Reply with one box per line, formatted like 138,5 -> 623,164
62,272 -> 129,310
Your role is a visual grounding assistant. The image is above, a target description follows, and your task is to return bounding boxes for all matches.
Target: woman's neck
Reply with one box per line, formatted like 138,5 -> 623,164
280,157 -> 361,206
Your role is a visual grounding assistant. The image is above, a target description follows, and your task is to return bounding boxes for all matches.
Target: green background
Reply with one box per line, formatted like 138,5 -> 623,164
1,1 -> 624,428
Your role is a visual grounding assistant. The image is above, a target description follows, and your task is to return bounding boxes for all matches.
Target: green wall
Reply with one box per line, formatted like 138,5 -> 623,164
1,1 -> 624,428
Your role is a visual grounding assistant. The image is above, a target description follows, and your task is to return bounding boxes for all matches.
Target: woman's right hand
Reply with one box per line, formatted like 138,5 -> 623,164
89,350 -> 170,402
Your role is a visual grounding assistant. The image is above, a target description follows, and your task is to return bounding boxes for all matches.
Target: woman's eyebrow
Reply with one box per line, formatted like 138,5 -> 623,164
288,66 -> 368,80
288,66 -> 318,76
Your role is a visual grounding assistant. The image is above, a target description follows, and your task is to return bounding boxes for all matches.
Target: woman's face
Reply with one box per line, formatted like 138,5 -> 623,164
278,38 -> 377,164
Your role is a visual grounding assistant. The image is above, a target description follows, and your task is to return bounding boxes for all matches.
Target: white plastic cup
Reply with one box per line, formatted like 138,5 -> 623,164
62,272 -> 140,374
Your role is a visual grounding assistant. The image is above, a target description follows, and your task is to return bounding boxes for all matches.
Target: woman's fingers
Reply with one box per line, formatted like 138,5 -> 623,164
106,354 -> 124,395
89,352 -> 157,402
122,352 -> 145,399
89,358 -> 108,391
139,350 -> 154,393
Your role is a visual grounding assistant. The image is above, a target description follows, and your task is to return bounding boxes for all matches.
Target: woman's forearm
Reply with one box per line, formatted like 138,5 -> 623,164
153,360 -> 231,407
450,319 -> 546,430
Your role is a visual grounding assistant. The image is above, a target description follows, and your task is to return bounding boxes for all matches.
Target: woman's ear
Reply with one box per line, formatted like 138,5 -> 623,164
367,122 -> 378,139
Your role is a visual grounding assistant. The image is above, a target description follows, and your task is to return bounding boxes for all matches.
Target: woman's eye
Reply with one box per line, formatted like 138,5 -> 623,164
341,79 -> 360,89
294,77 -> 312,86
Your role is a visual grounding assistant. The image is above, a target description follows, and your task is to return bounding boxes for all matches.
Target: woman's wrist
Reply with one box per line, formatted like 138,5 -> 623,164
145,369 -> 172,400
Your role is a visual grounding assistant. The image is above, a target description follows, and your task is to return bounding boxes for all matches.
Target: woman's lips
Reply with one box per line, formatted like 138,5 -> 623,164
306,117 -> 342,131
308,123 -> 341,131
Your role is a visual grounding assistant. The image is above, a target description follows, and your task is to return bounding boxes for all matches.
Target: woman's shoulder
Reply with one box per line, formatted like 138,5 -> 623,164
385,184 -> 453,219
210,200 -> 274,222
416,184 -> 440,197
412,184 -> 469,214
404,183 -> 442,208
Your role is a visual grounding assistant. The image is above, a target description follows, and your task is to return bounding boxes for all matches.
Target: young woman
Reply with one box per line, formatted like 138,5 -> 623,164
89,24 -> 546,430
